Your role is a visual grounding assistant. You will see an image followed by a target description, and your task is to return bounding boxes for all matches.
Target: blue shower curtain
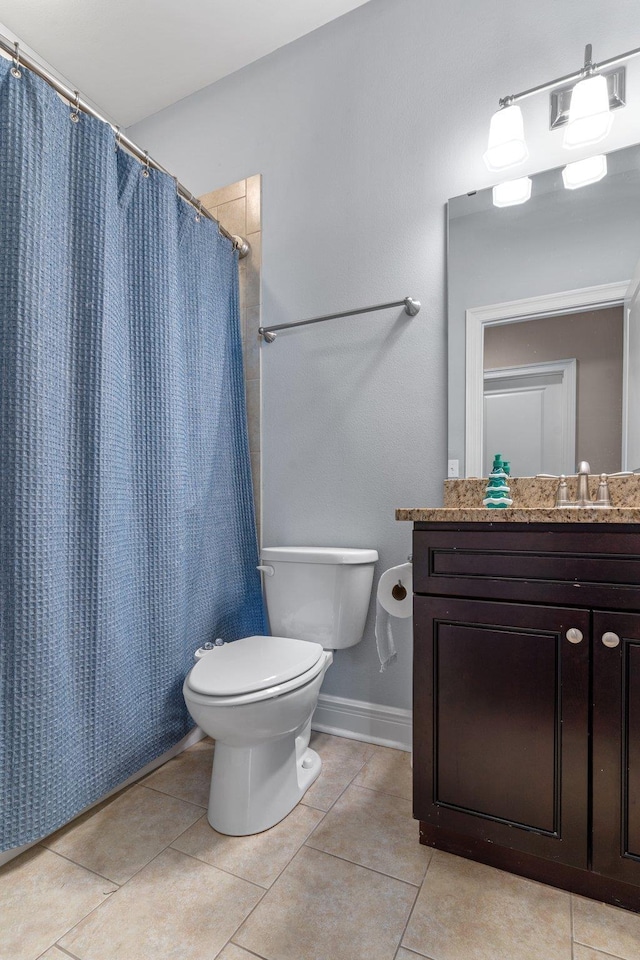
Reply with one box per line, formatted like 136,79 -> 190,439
0,57 -> 267,851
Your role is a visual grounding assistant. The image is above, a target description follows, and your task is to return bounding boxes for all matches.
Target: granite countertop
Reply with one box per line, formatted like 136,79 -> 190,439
396,506 -> 640,523
396,475 -> 640,523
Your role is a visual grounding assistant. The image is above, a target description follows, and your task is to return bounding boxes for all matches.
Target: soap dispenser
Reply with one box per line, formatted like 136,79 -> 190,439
483,454 -> 513,509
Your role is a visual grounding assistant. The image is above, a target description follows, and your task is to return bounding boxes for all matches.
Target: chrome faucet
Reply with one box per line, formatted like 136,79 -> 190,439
575,461 -> 591,507
595,474 -> 612,507
559,464 -> 614,507
541,462 -> 600,507
541,464 -> 635,508
554,475 -> 571,507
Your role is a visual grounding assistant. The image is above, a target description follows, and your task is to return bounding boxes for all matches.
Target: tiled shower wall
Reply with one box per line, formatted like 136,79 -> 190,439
200,176 -> 262,538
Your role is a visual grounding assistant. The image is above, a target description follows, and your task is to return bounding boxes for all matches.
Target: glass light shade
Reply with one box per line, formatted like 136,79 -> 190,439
492,176 -> 532,207
562,154 -> 607,190
483,105 -> 529,171
563,74 -> 613,148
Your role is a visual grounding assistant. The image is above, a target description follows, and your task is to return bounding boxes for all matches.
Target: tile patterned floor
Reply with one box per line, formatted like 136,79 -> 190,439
3,732 -> 640,960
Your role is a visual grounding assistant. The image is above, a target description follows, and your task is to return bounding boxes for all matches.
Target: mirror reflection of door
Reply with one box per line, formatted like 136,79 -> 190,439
483,360 -> 576,477
625,267 -> 640,471
483,306 -> 624,476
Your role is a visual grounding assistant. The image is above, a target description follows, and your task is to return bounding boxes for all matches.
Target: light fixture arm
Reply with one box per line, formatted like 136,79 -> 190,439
582,43 -> 595,77
496,40 -> 640,108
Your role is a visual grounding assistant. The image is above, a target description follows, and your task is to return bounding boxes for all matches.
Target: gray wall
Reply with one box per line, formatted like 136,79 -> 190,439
129,0 -> 640,713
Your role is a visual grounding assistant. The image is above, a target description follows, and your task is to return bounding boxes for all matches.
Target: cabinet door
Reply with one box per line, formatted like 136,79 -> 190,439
414,597 -> 590,867
593,611 -> 640,885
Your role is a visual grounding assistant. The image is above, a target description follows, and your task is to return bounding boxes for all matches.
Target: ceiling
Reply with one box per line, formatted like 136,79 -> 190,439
0,0 -> 372,126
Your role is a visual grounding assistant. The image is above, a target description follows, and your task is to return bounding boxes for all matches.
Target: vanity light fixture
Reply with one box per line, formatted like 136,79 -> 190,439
485,41 -> 637,173
562,154 -> 607,190
563,73 -> 612,148
492,176 -> 532,207
483,103 -> 529,172
563,47 -> 613,148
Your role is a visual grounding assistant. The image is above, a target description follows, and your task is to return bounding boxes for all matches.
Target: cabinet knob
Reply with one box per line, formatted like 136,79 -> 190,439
566,627 -> 583,644
602,631 -> 620,648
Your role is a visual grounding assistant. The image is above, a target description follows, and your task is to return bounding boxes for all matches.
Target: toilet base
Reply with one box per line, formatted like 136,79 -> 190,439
208,734 -> 322,836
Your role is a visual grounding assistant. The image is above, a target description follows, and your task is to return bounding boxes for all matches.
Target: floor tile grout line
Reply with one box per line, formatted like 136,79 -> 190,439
346,779 -> 413,803
394,847 -> 439,957
570,894 -> 575,960
128,839 -> 270,895
302,837 -> 426,888
306,844 -> 425,893
41,772 -> 209,861
221,943 -> 268,960
52,876 -> 136,952
567,893 -> 630,960
44,800 -> 207,889
165,843 -> 271,893
300,798 -> 329,813
139,781 -> 208,809
176,788 -> 424,897
310,740 -> 379,763
394,946 -> 436,960
566,896 -> 628,960
41,780 -> 207,867
39,943 -> 83,960
26,856 -> 120,957
35,845 -> 121,889
223,848 -> 301,956
391,877 -> 422,958
166,809 -> 209,849
170,804 -> 327,892
305,751 -> 372,813
572,941 -> 628,960
52,842 -> 225,952
225,940 -> 268,960
249,807 -> 327,890
225,839 -> 420,959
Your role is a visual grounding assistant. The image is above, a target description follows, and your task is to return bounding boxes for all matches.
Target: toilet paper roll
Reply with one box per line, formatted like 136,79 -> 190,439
377,563 -> 413,618
375,562 -> 412,673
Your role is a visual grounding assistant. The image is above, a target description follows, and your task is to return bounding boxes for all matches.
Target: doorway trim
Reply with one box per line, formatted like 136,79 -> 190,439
465,281 -> 629,477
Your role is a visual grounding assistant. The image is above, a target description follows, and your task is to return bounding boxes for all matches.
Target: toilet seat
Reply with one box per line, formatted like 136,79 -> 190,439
185,635 -> 329,706
185,651 -> 331,707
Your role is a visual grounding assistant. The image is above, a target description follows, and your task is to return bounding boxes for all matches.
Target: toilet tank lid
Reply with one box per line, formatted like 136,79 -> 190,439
187,635 -> 325,696
260,546 -> 378,565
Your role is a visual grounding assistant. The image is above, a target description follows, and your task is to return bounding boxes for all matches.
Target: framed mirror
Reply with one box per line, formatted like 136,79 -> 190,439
447,143 -> 640,478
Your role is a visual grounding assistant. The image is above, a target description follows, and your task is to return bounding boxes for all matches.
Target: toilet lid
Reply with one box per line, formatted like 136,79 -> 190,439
187,635 -> 325,697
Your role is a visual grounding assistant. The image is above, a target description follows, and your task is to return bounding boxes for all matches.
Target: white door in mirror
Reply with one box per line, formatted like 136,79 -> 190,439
483,361 -> 576,477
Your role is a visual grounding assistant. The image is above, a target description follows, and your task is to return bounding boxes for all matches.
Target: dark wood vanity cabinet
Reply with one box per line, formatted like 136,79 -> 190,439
592,610 -> 640,887
412,522 -> 640,909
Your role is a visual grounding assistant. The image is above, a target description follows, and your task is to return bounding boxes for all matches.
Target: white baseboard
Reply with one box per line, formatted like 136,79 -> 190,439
312,693 -> 412,752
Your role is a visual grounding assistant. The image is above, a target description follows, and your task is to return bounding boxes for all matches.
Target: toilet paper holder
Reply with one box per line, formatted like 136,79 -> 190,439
392,581 -> 407,601
390,556 -> 412,602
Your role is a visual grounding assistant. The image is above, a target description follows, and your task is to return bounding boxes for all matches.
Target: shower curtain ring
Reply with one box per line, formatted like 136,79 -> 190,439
11,42 -> 22,78
70,91 -> 81,123
195,200 -> 203,222
141,151 -> 150,178
114,126 -> 121,151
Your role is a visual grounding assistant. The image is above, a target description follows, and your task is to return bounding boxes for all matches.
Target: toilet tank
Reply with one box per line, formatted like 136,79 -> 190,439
260,547 -> 378,650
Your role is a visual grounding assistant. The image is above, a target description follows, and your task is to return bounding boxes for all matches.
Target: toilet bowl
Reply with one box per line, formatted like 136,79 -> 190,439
183,546 -> 377,835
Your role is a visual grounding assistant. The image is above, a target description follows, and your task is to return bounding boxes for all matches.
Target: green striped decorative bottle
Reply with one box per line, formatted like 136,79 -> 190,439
483,454 -> 513,509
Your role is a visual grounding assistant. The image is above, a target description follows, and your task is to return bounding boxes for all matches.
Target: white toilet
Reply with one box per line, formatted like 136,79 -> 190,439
183,546 -> 377,835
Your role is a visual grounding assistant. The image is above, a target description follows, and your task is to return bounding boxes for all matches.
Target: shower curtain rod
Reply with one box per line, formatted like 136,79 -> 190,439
0,37 -> 250,258
258,296 -> 421,342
